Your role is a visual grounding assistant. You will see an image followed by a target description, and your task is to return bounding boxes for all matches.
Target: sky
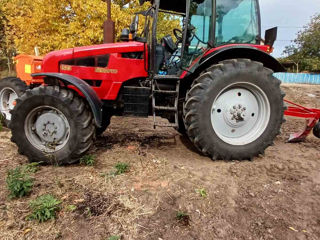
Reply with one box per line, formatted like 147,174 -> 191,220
260,0 -> 320,58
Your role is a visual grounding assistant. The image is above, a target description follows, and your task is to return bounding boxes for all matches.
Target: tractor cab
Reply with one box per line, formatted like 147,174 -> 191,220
139,0 -> 277,76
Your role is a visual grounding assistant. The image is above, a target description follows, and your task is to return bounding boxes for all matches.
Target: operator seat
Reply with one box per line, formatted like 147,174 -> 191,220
162,35 -> 178,54
155,35 -> 178,73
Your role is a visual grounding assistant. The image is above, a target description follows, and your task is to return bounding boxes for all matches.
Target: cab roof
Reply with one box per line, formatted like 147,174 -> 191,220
139,0 -> 186,13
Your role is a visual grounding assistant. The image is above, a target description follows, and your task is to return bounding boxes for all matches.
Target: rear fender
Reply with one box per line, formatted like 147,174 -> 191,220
182,46 -> 285,79
32,73 -> 102,127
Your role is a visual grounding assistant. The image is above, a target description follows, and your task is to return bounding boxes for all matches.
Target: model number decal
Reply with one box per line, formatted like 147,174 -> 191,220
60,64 -> 72,71
95,67 -> 118,74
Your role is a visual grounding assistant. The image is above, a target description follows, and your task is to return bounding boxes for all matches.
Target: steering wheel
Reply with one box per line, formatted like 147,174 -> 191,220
173,28 -> 183,44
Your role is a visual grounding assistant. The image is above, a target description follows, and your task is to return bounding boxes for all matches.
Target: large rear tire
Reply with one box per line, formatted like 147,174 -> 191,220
10,86 -> 95,165
184,59 -> 285,160
0,77 -> 27,127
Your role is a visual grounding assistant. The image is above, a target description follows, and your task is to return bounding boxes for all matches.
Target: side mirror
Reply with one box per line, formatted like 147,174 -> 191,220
265,27 -> 278,48
120,28 -> 130,41
130,15 -> 139,34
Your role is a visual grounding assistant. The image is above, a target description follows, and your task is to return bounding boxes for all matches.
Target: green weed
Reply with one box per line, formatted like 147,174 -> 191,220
196,188 -> 207,198
80,155 -> 95,166
176,211 -> 190,225
6,167 -> 34,198
108,236 -> 120,240
24,162 -> 41,173
28,194 -> 61,223
66,205 -> 77,212
114,162 -> 130,175
176,211 -> 189,220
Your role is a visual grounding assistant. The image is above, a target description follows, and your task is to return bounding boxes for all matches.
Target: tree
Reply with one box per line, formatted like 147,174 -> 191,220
282,14 -> 320,72
0,0 -> 15,73
2,0 -> 180,56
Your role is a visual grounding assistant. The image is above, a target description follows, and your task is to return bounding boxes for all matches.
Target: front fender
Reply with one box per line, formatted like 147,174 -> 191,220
32,73 -> 102,128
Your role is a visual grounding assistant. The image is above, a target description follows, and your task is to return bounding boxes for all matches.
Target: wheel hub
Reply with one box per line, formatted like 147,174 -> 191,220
25,106 -> 70,153
224,104 -> 248,128
0,87 -> 18,121
35,112 -> 67,143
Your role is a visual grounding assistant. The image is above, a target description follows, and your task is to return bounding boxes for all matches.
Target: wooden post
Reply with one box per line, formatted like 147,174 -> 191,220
103,0 -> 115,43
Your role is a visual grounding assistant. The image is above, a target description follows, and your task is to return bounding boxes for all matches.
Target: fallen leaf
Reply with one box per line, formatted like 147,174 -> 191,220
289,227 -> 298,232
24,228 -> 32,235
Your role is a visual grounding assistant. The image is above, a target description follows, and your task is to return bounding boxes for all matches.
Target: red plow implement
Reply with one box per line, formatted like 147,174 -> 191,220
284,99 -> 320,142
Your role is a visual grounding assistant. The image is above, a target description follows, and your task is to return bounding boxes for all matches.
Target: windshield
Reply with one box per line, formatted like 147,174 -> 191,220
215,0 -> 260,45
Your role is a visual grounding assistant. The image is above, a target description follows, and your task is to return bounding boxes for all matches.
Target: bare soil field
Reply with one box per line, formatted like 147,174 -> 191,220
0,84 -> 320,240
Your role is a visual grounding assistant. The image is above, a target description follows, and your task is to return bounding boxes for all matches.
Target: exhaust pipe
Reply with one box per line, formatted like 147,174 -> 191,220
103,0 -> 115,43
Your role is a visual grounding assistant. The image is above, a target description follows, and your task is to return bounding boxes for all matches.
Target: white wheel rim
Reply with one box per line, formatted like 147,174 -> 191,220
24,106 -> 71,153
0,87 -> 18,121
211,82 -> 271,145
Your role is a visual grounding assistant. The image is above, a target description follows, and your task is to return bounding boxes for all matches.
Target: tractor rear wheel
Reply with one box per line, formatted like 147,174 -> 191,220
0,77 -> 27,127
184,59 -> 285,160
10,86 -> 95,165
313,121 -> 320,138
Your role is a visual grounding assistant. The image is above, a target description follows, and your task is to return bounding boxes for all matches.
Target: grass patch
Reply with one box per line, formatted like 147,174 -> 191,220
103,162 -> 130,177
176,211 -> 190,226
80,155 -> 96,166
114,162 -> 130,175
28,194 -> 61,223
6,166 -> 34,198
66,205 -> 77,212
108,236 -> 120,240
24,162 -> 41,173
196,188 -> 207,198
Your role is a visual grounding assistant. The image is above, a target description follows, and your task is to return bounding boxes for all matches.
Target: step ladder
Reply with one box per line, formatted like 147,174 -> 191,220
152,75 -> 180,128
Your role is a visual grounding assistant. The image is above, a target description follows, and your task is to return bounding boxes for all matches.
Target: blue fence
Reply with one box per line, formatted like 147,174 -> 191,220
273,73 -> 320,85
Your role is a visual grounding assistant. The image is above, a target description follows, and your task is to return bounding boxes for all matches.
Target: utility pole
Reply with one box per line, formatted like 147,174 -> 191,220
103,0 -> 115,43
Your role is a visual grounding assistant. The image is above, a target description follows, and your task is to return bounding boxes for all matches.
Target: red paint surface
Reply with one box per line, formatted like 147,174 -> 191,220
41,42 -> 148,100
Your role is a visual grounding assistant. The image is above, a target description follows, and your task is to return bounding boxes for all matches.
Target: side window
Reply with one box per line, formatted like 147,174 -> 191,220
76,57 -> 95,67
97,55 -> 110,67
190,0 -> 213,47
60,54 -> 110,68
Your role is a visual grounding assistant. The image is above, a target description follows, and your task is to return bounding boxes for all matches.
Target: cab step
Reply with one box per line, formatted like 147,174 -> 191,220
152,77 -> 180,129
153,90 -> 177,94
154,106 -> 177,111
154,122 -> 178,128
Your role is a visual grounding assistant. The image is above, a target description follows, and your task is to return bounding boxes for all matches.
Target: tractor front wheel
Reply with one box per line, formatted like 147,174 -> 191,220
10,86 -> 95,165
0,77 -> 27,127
184,59 -> 285,160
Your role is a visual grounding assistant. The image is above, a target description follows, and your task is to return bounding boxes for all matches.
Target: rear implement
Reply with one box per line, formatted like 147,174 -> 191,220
284,99 -> 320,142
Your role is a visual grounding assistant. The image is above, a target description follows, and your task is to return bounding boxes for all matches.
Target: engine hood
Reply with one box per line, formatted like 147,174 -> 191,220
41,42 -> 146,72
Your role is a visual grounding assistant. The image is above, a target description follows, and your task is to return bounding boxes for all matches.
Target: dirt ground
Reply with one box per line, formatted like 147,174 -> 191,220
0,84 -> 320,240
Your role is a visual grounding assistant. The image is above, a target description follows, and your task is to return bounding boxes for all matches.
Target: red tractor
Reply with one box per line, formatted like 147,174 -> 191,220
1,0 -> 287,164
